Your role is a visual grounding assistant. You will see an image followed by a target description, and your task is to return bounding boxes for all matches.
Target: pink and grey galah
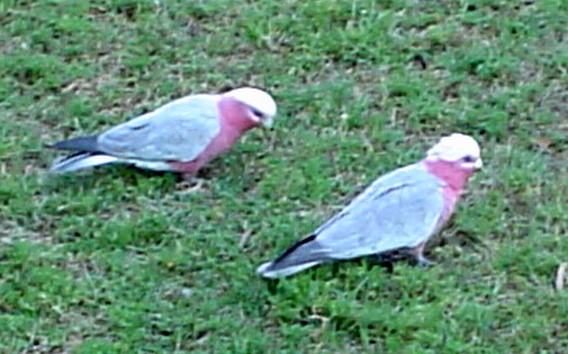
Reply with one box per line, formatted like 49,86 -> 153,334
257,133 -> 483,278
49,87 -> 277,179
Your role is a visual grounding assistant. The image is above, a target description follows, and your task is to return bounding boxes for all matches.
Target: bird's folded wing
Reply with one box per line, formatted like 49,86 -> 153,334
98,96 -> 221,162
314,176 -> 445,260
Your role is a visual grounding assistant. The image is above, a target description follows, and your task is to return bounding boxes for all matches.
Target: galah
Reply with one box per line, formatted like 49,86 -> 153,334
49,87 -> 277,180
257,133 -> 483,278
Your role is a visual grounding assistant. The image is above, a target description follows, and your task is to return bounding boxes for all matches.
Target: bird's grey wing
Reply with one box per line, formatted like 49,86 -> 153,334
97,95 -> 221,161
314,163 -> 425,235
314,177 -> 445,260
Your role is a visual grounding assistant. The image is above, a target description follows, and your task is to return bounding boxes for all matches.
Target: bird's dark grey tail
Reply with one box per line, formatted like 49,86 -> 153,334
48,135 -> 120,173
256,234 -> 328,278
49,135 -> 100,152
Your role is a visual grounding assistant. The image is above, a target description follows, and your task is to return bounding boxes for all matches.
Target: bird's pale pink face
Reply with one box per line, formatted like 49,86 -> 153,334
424,133 -> 483,191
426,133 -> 483,171
222,88 -> 277,128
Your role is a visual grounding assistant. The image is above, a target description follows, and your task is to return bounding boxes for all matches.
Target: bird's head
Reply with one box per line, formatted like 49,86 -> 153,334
426,133 -> 483,171
224,87 -> 277,128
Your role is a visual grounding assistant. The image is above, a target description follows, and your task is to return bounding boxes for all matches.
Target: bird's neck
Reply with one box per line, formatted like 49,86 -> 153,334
423,159 -> 475,194
218,96 -> 259,136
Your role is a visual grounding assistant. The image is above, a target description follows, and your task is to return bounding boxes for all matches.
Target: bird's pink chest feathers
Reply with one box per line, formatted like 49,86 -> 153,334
168,96 -> 259,177
423,160 -> 475,225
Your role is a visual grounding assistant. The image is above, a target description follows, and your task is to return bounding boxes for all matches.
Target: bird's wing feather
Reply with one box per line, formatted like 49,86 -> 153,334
314,166 -> 445,260
97,95 -> 221,161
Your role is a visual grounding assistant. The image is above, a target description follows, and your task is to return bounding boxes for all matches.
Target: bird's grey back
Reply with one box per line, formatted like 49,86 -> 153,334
97,95 -> 221,161
312,163 -> 445,260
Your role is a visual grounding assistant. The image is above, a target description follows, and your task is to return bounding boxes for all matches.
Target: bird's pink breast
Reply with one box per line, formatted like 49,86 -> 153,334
423,159 -> 476,226
167,96 -> 260,176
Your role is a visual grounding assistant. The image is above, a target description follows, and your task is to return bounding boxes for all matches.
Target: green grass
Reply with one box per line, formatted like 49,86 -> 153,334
1,0 -> 567,352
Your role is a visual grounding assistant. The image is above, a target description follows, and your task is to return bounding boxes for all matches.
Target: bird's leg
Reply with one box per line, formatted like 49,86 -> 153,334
407,242 -> 434,268
181,171 -> 197,182
415,254 -> 434,268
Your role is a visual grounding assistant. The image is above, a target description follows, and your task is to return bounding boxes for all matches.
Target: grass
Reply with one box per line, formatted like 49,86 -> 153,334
1,0 -> 567,352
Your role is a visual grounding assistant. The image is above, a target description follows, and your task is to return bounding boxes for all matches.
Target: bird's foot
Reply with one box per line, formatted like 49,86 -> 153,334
176,176 -> 206,194
414,254 -> 434,268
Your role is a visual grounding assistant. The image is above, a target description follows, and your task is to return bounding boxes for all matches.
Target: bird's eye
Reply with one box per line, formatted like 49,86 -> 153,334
250,108 -> 264,118
462,155 -> 476,163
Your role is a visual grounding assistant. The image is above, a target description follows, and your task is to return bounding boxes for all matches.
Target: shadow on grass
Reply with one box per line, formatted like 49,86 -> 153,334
40,165 -> 181,194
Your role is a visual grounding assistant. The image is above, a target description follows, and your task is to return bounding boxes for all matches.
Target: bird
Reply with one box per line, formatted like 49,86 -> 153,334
257,133 -> 483,278
48,87 -> 277,180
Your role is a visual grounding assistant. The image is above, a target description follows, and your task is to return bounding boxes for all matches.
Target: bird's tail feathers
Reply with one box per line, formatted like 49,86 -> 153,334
257,234 -> 328,278
256,260 -> 321,279
49,135 -> 99,152
50,152 -> 119,173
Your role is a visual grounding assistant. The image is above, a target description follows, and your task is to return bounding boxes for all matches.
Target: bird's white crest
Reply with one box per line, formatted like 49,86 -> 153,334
426,133 -> 482,168
224,87 -> 277,119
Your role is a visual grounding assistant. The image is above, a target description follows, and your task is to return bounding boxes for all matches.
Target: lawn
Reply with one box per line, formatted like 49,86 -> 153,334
0,0 -> 567,352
